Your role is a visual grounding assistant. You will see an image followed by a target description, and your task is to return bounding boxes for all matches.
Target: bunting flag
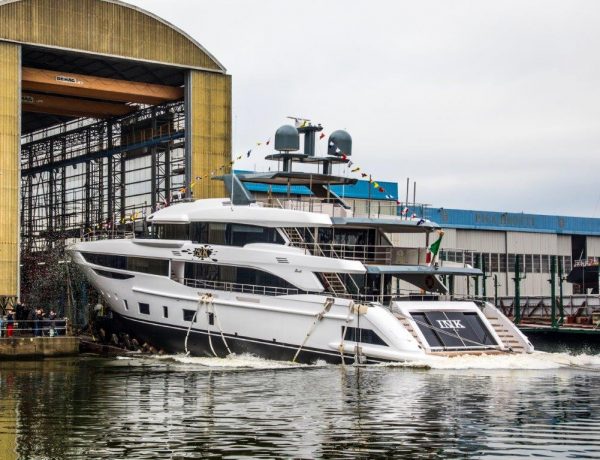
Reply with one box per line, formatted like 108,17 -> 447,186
246,150 -> 252,157
361,173 -> 368,178
266,138 -> 271,146
319,132 -> 325,140
351,167 -> 360,172
426,230 -> 444,264
401,207 -> 409,216
341,153 -> 347,160
416,218 -> 425,225
373,182 -> 379,188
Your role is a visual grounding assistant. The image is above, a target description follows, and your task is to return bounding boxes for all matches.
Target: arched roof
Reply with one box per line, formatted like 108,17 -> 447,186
0,0 -> 225,72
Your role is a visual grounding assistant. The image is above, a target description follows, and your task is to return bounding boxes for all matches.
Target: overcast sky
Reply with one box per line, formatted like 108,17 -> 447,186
125,0 -> 600,217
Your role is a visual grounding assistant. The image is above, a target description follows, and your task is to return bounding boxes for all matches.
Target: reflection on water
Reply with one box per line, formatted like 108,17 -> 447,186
1,354 -> 600,459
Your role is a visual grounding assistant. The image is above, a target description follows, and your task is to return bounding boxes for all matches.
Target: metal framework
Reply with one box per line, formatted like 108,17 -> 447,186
20,101 -> 186,252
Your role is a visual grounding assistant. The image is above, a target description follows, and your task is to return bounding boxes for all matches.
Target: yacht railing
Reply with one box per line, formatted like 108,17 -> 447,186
257,197 -> 353,217
183,278 -> 302,297
294,243 -> 393,264
81,229 -> 135,241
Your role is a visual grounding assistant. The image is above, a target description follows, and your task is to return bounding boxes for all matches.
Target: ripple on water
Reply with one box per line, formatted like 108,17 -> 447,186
0,353 -> 599,459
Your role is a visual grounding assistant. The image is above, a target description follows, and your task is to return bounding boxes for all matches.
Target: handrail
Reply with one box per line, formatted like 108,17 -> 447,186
0,318 -> 69,337
183,278 -> 302,297
81,229 -> 135,241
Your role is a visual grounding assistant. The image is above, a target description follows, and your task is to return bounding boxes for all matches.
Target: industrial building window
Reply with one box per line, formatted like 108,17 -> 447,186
183,309 -> 197,322
342,326 -> 388,346
490,253 -> 499,272
163,306 -> 169,318
524,254 -> 533,273
542,255 -> 550,273
499,254 -> 507,273
507,254 -> 516,272
138,303 -> 150,315
533,255 -> 541,273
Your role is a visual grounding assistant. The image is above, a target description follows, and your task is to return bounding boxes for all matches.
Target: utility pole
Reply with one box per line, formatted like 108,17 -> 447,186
550,255 -> 557,328
558,258 -> 565,327
513,255 -> 522,325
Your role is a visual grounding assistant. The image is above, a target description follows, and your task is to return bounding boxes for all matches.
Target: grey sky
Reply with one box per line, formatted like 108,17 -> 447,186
125,0 -> 600,217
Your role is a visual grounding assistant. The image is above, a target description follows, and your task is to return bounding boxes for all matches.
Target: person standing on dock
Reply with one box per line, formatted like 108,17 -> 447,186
0,313 -> 4,338
6,310 -> 14,337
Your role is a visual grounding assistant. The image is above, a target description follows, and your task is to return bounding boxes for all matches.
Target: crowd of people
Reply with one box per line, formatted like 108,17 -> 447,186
0,303 -> 66,338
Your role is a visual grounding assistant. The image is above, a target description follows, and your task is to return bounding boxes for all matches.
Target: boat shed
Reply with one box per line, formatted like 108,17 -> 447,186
0,0 -> 231,305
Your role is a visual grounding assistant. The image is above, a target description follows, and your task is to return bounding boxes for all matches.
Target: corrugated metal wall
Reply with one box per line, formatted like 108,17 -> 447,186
189,70 -> 231,199
456,229 -> 504,252
507,231 -> 557,254
587,236 -> 600,256
0,0 -> 223,71
0,41 -> 20,298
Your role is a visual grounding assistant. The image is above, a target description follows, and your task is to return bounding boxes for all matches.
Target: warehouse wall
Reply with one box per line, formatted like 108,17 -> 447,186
0,41 -> 19,299
188,70 -> 231,199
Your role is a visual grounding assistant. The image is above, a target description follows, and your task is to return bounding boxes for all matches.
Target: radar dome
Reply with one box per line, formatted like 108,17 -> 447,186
327,130 -> 352,156
274,125 -> 300,152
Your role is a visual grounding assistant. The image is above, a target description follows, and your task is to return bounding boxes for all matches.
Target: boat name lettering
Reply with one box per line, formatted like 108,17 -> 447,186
193,246 -> 213,260
436,319 -> 465,329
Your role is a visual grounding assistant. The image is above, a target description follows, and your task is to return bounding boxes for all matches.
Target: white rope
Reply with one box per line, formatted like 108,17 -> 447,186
292,297 -> 335,363
184,294 -> 207,356
339,301 -> 355,366
211,299 -> 232,356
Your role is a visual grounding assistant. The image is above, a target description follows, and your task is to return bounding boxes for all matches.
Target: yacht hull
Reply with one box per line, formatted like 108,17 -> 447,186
114,312 -> 363,364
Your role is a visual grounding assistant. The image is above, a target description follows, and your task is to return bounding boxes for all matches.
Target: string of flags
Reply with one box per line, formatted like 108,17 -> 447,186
322,134 -> 402,205
95,125 -> 420,227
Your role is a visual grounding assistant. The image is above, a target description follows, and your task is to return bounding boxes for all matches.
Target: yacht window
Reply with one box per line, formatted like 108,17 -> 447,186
123,300 -> 129,310
342,326 -> 388,346
82,253 -> 169,276
208,223 -> 227,245
156,224 -> 189,240
229,224 -> 284,246
93,269 -> 134,280
163,306 -> 168,318
139,303 -> 150,315
189,222 -> 284,246
183,309 -> 197,322
184,262 -> 296,290
127,257 -> 169,276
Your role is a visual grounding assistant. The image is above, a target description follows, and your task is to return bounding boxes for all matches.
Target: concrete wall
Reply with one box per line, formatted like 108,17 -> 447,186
0,337 -> 79,358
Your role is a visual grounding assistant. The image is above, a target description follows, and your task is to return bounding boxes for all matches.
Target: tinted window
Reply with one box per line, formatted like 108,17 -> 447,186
93,269 -> 134,280
139,303 -> 150,315
163,306 -> 168,318
183,309 -> 197,322
156,224 -> 189,240
189,222 -> 283,246
412,311 -> 497,349
343,326 -> 387,346
82,253 -> 168,276
184,262 -> 296,290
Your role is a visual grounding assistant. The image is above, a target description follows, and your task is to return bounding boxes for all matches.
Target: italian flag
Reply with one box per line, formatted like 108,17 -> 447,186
426,230 -> 445,264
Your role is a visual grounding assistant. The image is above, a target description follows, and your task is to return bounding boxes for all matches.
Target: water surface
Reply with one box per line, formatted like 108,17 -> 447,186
1,352 -> 600,459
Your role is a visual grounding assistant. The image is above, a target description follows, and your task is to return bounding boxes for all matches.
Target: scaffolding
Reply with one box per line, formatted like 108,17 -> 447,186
20,101 -> 186,252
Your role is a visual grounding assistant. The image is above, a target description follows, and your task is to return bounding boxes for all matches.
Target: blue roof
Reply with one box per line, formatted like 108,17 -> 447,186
236,170 -> 398,201
422,207 -> 600,236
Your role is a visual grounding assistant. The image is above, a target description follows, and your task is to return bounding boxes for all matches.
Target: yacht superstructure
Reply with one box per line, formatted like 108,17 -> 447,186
68,122 -> 533,363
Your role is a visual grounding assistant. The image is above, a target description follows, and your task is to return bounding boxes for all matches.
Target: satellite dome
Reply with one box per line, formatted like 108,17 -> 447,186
274,125 -> 300,152
327,130 -> 352,156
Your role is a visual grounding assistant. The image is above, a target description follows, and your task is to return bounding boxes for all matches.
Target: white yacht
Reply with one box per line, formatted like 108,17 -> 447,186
68,123 -> 533,364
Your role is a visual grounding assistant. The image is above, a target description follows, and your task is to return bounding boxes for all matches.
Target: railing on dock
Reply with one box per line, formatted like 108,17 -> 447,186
0,318 -> 69,338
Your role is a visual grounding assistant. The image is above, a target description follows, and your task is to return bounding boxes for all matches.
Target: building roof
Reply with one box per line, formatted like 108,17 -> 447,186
422,207 -> 600,236
237,170 -> 399,201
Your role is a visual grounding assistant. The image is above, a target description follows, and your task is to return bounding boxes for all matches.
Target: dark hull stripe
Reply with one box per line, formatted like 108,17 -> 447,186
115,313 -> 384,365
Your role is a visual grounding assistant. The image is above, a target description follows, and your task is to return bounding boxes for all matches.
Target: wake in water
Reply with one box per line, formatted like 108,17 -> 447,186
380,351 -> 600,371
115,351 -> 600,372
